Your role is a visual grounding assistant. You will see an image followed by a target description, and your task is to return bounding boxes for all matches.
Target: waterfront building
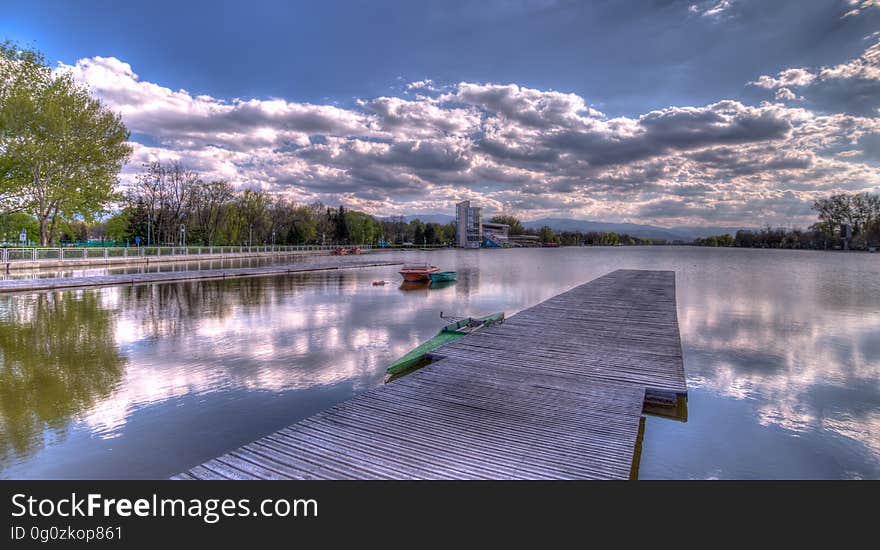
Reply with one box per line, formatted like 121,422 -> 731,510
455,200 -> 482,248
508,234 -> 541,247
481,221 -> 509,247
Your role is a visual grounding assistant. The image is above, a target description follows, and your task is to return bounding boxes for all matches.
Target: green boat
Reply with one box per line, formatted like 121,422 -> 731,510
429,271 -> 457,283
385,312 -> 504,380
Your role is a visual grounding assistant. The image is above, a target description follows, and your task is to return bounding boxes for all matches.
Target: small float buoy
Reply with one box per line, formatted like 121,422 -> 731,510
372,280 -> 387,286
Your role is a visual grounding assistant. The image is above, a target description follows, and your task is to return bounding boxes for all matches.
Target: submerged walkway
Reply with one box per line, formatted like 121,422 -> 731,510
0,259 -> 403,293
1,245 -> 358,272
175,269 -> 687,480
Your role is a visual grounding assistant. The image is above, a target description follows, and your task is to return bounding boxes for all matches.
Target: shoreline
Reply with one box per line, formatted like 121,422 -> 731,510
0,259 -> 403,294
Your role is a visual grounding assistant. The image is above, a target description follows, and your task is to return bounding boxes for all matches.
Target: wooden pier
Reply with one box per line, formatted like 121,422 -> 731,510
175,269 -> 687,480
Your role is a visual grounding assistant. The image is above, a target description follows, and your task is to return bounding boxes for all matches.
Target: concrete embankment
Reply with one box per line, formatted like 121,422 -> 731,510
1,247 -> 339,272
0,259 -> 402,293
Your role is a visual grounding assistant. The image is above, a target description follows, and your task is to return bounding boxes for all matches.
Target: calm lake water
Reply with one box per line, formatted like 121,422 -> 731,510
0,252 -> 343,280
1,247 -> 878,479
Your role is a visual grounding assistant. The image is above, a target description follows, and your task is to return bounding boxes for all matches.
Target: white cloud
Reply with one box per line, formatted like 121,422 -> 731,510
749,41 -> 880,116
689,0 -> 735,19
843,0 -> 880,18
819,41 -> 880,80
56,56 -> 378,151
58,54 -> 880,227
774,87 -> 798,101
406,79 -> 436,91
751,42 -> 880,89
750,68 -> 817,89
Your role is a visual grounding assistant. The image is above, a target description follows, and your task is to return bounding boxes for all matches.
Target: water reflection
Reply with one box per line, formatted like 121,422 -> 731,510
0,252 -> 344,281
399,281 -> 430,292
428,280 -> 457,290
0,292 -> 125,465
0,247 -> 877,479
677,273 -> 880,464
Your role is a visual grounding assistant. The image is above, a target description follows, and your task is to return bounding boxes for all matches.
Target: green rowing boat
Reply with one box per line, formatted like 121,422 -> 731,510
385,312 -> 504,380
429,271 -> 457,283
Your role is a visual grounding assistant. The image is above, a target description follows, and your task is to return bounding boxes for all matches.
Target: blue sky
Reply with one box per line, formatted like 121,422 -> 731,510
3,0 -> 880,226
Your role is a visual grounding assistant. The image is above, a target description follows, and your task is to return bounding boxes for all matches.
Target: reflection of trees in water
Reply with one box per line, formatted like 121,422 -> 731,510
0,292 -> 125,466
117,273 -> 364,338
122,278 -> 268,336
124,282 -> 231,338
456,268 -> 479,296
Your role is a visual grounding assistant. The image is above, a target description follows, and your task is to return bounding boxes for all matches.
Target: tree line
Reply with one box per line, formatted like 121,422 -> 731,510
1,156 -> 460,247
694,193 -> 880,250
488,215 -> 661,246
104,161 -> 458,246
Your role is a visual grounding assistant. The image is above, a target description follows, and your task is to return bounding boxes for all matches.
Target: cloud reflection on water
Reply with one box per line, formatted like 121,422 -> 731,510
1,247 -> 878,478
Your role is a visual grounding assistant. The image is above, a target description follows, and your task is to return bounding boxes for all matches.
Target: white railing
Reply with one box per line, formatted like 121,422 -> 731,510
0,244 -> 376,263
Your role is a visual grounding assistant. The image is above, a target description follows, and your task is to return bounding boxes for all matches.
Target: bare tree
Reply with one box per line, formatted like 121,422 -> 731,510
128,161 -> 199,244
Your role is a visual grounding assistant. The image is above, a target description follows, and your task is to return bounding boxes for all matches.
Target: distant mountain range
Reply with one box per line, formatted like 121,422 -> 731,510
389,214 -> 746,242
667,225 -> 752,241
521,218 -> 686,241
522,218 -> 747,241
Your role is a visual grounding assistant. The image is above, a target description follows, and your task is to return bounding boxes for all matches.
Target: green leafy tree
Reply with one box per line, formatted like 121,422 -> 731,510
538,225 -> 558,243
189,179 -> 233,245
349,210 -> 384,244
601,232 -> 619,246
0,42 -> 131,245
333,205 -> 350,243
0,212 -> 38,244
490,215 -> 526,235
236,189 -> 271,245
424,223 -> 437,244
411,219 -> 426,245
104,211 -> 131,243
290,205 -> 318,244
437,222 -> 455,244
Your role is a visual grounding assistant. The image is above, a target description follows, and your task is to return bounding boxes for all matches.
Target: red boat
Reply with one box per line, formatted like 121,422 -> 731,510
398,264 -> 439,282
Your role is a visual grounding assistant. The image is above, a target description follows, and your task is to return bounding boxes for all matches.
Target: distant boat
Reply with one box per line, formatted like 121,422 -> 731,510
398,264 -> 439,281
385,312 -> 505,380
429,271 -> 457,283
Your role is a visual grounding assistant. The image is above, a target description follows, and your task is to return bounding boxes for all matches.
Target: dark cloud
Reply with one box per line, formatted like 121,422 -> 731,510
688,146 -> 813,177
855,131 -> 880,161
637,191 -> 814,223
542,102 -> 792,166
801,77 -> 880,117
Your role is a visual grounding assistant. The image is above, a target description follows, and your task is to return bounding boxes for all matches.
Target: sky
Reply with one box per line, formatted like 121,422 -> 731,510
3,0 -> 880,227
